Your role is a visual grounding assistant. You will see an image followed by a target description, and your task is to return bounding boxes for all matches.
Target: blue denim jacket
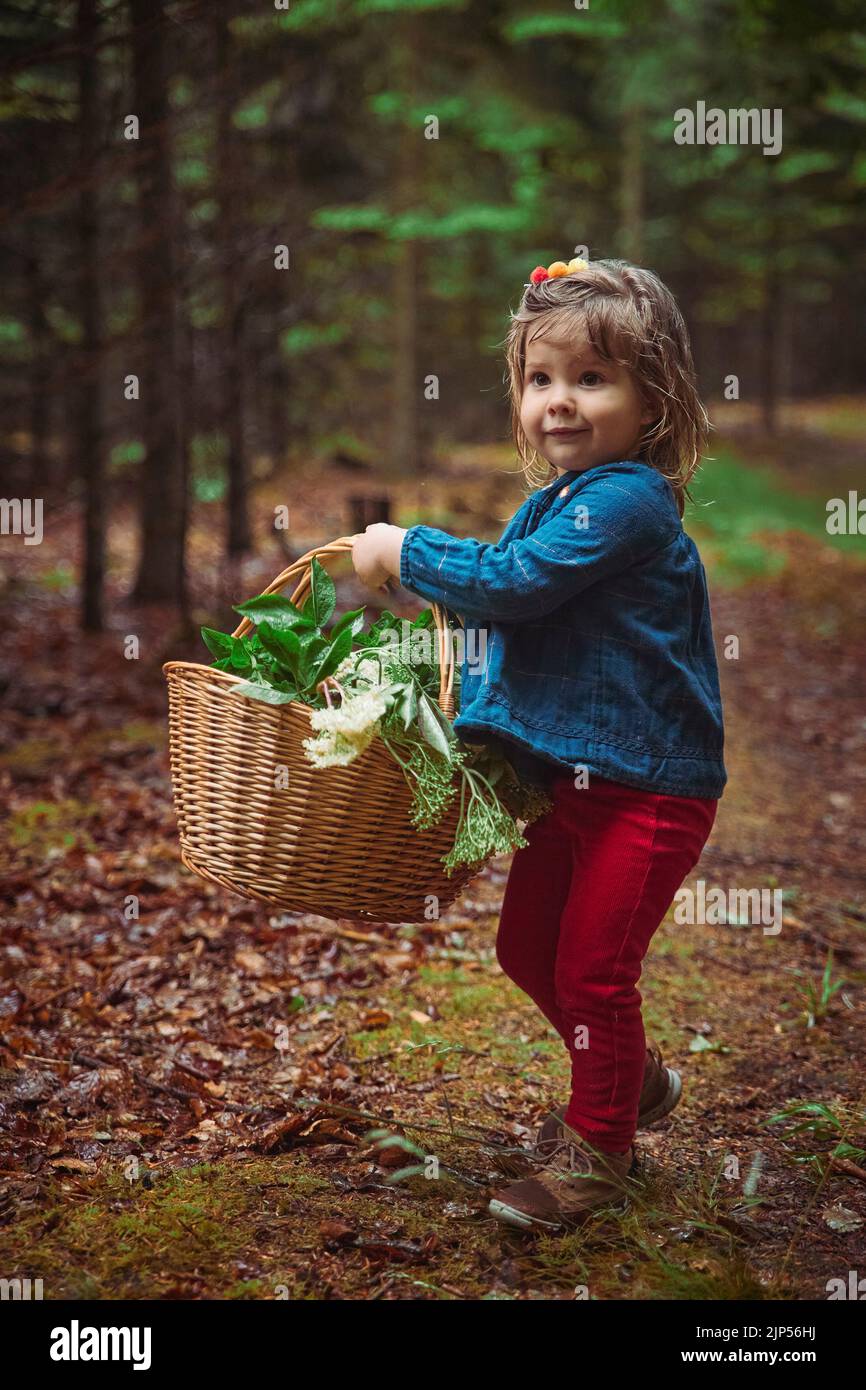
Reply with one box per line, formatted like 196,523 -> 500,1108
399,459 -> 727,799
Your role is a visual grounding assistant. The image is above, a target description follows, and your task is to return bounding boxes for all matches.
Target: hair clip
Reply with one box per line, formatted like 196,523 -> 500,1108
529,257 -> 589,285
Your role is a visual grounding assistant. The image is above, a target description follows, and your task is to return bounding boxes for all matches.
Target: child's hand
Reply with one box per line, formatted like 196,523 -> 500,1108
351,523 -> 406,593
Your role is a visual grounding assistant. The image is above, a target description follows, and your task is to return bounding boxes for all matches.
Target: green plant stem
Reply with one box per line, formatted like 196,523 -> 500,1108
379,732 -> 421,780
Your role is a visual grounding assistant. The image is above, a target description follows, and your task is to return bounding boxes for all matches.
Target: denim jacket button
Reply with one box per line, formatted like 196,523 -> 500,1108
558,485 -> 571,497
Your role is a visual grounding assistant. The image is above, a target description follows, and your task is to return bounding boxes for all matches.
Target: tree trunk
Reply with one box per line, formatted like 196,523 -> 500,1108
26,252 -> 52,498
349,496 -> 391,532
619,100 -> 644,264
388,14 -> 421,479
77,0 -> 104,631
130,0 -> 188,607
215,9 -> 251,556
760,169 -> 780,435
174,278 -> 193,628
268,364 -> 285,479
760,266 -> 780,435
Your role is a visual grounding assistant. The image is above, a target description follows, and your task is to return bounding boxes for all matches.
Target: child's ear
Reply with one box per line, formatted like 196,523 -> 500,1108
638,396 -> 657,427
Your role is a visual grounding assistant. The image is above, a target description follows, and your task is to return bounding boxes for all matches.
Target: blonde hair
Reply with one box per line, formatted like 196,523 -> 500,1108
502,258 -> 710,518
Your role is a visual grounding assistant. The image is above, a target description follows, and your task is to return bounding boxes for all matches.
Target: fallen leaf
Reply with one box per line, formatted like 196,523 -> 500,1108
823,1204 -> 863,1232
319,1220 -> 355,1244
234,950 -> 270,976
360,1010 -> 392,1030
46,1157 -> 98,1174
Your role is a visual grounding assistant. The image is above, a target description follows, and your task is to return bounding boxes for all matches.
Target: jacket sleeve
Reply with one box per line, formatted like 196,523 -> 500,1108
399,472 -> 678,623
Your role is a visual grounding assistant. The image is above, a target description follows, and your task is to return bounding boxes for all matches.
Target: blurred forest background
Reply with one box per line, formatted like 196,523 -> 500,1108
1,0 -> 865,630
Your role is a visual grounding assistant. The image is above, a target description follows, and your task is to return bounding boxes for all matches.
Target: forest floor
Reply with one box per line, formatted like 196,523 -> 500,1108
1,409 -> 865,1300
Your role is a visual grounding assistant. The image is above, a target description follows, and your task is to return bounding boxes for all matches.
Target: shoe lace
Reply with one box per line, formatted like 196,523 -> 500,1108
543,1131 -> 595,1176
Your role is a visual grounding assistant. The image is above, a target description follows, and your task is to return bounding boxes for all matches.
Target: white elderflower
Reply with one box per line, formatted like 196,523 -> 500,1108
301,731 -> 360,769
309,687 -> 389,735
302,687 -> 390,769
335,652 -> 388,687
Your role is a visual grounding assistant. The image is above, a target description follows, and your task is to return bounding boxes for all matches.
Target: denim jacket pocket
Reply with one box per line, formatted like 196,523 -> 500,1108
595,632 -> 675,754
506,621 -> 600,736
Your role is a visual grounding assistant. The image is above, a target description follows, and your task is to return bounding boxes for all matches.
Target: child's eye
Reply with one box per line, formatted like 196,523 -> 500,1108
529,371 -> 549,386
581,371 -> 604,386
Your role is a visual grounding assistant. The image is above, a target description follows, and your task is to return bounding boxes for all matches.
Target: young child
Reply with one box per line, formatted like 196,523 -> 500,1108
351,255 -> 726,1232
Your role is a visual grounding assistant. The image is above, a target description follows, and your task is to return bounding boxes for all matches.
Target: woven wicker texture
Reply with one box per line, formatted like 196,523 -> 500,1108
162,538 -> 488,924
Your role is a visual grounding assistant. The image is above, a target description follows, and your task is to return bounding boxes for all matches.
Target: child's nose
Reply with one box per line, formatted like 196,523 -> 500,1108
547,384 -> 576,412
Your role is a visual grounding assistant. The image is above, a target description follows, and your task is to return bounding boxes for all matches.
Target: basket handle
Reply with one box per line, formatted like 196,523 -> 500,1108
230,536 -> 459,718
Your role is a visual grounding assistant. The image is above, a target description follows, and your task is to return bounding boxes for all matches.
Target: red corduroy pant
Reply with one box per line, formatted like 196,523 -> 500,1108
496,772 -> 718,1153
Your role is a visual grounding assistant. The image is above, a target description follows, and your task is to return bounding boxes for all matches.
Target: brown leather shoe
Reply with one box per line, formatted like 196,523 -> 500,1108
534,1042 -> 681,1161
489,1124 -> 636,1231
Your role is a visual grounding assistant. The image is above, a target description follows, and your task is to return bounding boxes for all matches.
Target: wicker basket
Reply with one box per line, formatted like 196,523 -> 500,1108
162,538 -> 488,925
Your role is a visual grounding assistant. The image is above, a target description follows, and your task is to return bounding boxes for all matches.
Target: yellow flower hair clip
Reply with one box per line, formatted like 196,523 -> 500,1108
529,256 -> 589,285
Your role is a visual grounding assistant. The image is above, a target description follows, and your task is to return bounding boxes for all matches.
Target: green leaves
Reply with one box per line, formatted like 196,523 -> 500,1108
233,593 -> 311,632
255,620 -> 303,671
231,678 -> 299,705
202,562 -> 464,771
391,681 -> 418,732
415,690 -> 455,758
230,557 -> 341,635
300,556 -> 337,628
330,606 -> 366,643
365,609 -> 401,645
365,605 -> 432,647
307,623 -> 355,689
200,626 -> 234,659
204,629 -> 268,676
201,556 -> 365,707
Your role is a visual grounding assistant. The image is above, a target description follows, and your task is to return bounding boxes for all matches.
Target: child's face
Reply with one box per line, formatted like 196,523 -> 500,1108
520,331 -> 654,476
